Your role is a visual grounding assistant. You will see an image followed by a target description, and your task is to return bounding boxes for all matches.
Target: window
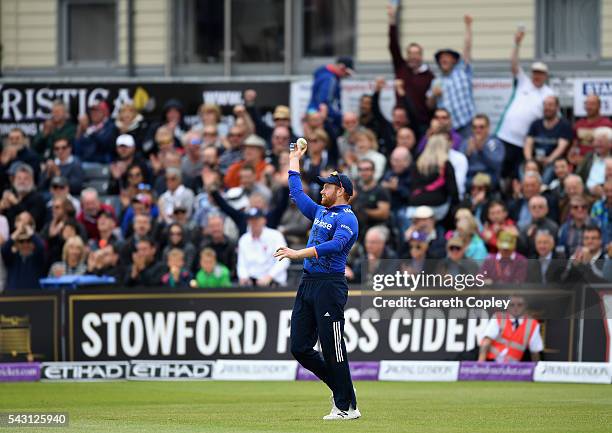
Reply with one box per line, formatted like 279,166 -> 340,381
176,0 -> 224,64
537,0 -> 599,59
63,0 -> 117,63
302,0 -> 355,57
175,0 -> 285,72
231,0 -> 284,63
174,0 -> 356,75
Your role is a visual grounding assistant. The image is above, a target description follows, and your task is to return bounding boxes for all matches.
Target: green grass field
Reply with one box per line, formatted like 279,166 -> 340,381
0,381 -> 610,433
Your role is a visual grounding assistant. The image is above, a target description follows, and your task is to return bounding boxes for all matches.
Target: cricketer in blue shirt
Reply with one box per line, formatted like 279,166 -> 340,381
274,143 -> 361,420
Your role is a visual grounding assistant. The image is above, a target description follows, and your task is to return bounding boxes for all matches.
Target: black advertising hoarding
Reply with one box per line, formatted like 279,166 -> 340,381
0,81 -> 290,136
67,289 -> 576,362
0,293 -> 60,362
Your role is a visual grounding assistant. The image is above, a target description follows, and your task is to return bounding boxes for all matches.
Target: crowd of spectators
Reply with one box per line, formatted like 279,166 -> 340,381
1,8 -> 612,291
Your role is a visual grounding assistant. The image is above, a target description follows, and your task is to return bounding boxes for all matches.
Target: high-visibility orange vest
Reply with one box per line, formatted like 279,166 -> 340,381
487,312 -> 539,362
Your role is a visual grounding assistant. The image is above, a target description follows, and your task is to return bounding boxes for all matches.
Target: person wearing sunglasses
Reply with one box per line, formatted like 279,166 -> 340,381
108,134 -> 151,195
45,176 -> 81,217
557,195 -> 597,257
274,144 -> 360,420
478,295 -> 542,363
405,230 -> 432,275
436,231 -> 479,277
218,125 -> 246,174
40,137 -> 84,196
465,114 -> 505,186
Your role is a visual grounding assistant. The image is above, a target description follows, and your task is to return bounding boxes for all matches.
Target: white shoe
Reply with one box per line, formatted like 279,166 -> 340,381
323,404 -> 361,420
323,388 -> 361,420
348,407 -> 361,419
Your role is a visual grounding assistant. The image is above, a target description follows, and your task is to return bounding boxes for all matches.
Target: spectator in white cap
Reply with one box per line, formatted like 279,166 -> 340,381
158,167 -> 195,224
237,208 -> 289,286
224,134 -> 270,189
495,28 -> 554,178
403,205 -> 447,258
108,134 -> 151,195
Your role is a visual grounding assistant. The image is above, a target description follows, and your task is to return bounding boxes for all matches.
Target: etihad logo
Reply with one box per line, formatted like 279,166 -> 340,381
314,218 -> 332,230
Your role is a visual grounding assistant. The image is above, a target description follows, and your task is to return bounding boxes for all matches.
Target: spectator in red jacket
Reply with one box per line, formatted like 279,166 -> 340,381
387,3 -> 434,135
76,188 -> 116,240
573,94 -> 612,160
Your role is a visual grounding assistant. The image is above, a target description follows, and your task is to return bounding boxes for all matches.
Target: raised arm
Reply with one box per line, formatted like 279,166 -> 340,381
463,14 -> 473,64
210,189 -> 247,234
395,79 -> 419,132
511,29 -> 525,77
372,77 -> 392,129
387,4 -> 404,72
288,143 -> 320,220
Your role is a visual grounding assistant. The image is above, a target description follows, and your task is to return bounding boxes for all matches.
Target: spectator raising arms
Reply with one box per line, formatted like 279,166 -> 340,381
426,15 -> 475,139
387,3 -> 434,136
496,28 -> 554,178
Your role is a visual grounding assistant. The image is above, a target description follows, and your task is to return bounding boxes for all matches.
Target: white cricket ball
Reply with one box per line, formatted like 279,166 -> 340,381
296,137 -> 308,152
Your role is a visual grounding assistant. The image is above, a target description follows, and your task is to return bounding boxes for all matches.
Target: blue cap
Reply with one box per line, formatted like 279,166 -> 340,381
336,56 -> 354,72
246,207 -> 266,219
316,171 -> 354,197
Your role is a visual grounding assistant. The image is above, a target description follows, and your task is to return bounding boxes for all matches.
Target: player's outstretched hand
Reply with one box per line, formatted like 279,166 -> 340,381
289,141 -> 307,160
274,247 -> 298,261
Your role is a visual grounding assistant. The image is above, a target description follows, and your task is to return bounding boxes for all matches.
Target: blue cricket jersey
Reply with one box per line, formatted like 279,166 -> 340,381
288,170 -> 359,274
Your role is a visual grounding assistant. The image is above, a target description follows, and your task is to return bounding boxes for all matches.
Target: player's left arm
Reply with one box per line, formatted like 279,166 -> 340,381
274,213 -> 357,261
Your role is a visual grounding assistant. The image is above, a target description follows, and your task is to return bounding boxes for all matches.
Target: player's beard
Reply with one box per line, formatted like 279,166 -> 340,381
320,189 -> 337,208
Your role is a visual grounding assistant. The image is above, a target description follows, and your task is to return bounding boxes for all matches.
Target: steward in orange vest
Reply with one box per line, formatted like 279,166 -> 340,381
478,296 -> 542,362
